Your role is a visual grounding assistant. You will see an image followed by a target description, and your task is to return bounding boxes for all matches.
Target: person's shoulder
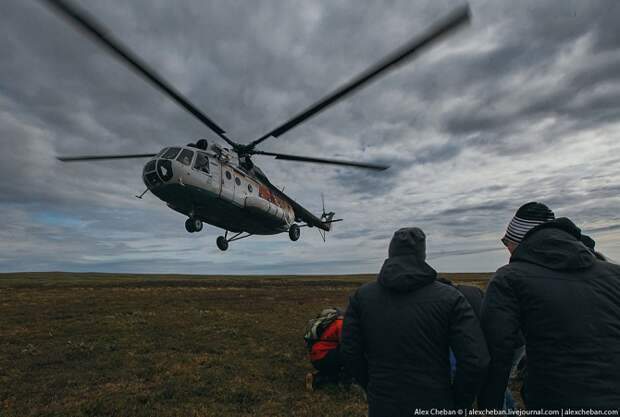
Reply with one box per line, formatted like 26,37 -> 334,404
352,280 -> 379,297
432,283 -> 477,314
494,263 -> 512,275
485,263 -> 530,296
456,282 -> 483,292
456,283 -> 484,298
491,263 -> 521,282
359,280 -> 379,290
430,279 -> 458,292
347,281 -> 380,311
593,258 -> 620,275
427,280 -> 463,301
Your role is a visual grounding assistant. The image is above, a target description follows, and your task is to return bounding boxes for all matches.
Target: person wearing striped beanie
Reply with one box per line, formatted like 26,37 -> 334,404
501,202 -> 555,253
479,202 -> 620,410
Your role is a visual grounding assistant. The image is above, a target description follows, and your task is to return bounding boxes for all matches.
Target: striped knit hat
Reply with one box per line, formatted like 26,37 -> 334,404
503,202 -> 555,245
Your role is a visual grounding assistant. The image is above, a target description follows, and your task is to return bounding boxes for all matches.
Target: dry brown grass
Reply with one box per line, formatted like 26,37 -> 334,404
0,272 -> 491,417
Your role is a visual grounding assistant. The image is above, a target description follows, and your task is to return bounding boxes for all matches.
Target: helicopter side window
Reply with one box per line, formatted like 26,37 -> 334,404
177,149 -> 194,166
235,177 -> 241,186
162,147 -> 181,159
225,171 -> 232,180
193,152 -> 210,174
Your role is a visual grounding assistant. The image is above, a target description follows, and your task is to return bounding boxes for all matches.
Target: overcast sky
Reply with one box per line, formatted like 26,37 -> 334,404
1,0 -> 619,274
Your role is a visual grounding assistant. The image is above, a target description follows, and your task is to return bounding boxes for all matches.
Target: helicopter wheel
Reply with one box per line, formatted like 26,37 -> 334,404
192,218 -> 203,232
185,217 -> 203,233
185,218 -> 195,233
216,236 -> 229,251
288,224 -> 300,241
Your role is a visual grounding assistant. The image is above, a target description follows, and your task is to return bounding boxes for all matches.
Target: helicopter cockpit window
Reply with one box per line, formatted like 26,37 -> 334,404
193,152 -> 210,174
162,147 -> 181,160
156,148 -> 168,158
144,160 -> 156,173
177,149 -> 194,166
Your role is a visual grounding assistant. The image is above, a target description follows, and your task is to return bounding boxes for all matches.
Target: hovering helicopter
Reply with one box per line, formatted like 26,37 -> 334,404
43,0 -> 470,251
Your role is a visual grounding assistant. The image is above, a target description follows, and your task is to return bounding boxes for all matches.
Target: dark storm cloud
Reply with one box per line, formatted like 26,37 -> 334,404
428,246 -> 503,260
332,141 -> 464,197
436,200 -> 512,217
1,0 -> 619,273
584,224 -> 620,234
332,228 -> 375,240
433,2 -> 620,149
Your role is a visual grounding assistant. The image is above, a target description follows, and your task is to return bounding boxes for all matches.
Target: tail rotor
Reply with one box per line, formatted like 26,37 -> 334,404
318,193 -> 341,241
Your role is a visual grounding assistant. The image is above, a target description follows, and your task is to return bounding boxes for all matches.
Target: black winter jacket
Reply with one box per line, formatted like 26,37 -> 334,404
438,277 -> 485,319
479,218 -> 620,409
341,255 -> 490,413
456,284 -> 484,319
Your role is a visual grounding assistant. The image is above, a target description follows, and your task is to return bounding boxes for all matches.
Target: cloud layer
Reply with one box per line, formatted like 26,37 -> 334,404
1,0 -> 619,273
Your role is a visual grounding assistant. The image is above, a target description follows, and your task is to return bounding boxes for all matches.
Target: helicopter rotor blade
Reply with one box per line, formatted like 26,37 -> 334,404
253,150 -> 388,171
247,4 -> 470,150
41,0 -> 238,148
57,153 -> 157,162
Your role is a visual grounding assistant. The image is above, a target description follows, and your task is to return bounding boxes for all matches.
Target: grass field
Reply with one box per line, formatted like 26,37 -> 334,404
0,272 -> 491,417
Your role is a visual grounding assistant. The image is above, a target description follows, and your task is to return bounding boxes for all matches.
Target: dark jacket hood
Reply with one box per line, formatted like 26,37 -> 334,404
388,227 -> 426,259
511,217 -> 595,271
378,255 -> 437,292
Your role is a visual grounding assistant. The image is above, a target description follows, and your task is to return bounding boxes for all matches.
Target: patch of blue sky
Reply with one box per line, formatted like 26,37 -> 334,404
36,210 -> 85,228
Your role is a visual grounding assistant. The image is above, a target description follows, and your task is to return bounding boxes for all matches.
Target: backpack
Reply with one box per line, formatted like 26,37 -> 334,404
303,307 -> 342,350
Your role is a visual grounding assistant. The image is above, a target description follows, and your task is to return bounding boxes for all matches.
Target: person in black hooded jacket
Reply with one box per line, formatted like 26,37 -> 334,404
437,277 -> 484,319
341,227 -> 489,415
479,202 -> 620,410
438,276 -> 522,409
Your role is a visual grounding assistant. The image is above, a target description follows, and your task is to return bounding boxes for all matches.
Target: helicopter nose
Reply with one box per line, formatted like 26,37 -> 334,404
142,158 -> 173,188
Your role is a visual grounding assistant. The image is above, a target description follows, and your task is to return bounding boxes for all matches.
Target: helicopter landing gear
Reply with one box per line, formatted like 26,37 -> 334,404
216,236 -> 229,251
185,217 -> 203,233
216,230 -> 252,251
288,224 -> 300,241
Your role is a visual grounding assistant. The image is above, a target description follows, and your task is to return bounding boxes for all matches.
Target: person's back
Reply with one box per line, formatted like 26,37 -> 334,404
309,315 -> 343,363
454,284 -> 484,318
439,277 -> 520,409
304,310 -> 346,391
480,206 -> 620,409
342,228 -> 489,415
438,277 -> 484,319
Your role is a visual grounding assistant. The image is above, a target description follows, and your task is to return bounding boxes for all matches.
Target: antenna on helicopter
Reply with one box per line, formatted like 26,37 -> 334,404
135,188 -> 149,199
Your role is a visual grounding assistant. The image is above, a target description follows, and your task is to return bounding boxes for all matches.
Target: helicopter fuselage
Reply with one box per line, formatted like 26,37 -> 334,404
143,143 -> 296,235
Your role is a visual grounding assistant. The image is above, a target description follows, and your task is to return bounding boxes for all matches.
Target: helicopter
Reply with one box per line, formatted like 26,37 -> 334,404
43,0 -> 470,251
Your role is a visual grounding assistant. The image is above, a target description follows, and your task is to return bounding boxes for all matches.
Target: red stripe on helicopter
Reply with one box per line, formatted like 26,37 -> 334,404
258,185 -> 289,210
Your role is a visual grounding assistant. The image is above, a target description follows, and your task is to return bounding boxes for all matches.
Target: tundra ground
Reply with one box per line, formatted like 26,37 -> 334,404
0,272 -> 491,417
